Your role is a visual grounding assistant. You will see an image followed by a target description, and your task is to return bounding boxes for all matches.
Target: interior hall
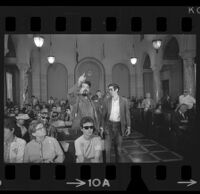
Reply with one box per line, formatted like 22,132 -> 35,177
4,34 -> 197,163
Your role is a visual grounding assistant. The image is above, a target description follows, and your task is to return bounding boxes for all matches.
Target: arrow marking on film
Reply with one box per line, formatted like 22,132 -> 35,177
177,179 -> 197,187
66,179 -> 86,187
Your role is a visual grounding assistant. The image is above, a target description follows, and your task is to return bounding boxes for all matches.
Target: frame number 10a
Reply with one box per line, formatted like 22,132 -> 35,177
66,178 -> 111,188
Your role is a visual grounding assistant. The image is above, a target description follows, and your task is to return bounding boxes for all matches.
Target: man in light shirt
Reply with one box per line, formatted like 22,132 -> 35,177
75,116 -> 102,163
179,90 -> 196,110
100,83 -> 131,162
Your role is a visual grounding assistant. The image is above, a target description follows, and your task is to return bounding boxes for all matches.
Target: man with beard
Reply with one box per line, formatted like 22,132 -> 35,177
68,73 -> 99,137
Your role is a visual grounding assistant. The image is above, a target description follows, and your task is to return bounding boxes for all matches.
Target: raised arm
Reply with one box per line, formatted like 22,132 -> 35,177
68,73 -> 86,95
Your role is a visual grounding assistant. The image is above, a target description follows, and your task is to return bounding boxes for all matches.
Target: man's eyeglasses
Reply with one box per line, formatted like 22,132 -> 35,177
83,125 -> 94,130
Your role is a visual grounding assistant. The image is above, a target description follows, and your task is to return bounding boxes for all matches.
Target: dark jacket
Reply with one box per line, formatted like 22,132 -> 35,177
171,110 -> 190,135
101,96 -> 131,136
68,83 -> 99,132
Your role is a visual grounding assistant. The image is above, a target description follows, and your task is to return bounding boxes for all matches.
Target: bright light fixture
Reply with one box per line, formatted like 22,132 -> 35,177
130,57 -> 138,65
47,56 -> 55,64
34,36 -> 44,48
152,39 -> 162,53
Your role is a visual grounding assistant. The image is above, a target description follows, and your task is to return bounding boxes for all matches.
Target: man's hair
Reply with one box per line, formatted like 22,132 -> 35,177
81,81 -> 91,88
108,83 -> 120,92
80,116 -> 94,128
176,103 -> 188,112
29,120 -> 44,135
4,117 -> 22,137
96,90 -> 101,93
179,103 -> 188,109
4,117 -> 16,131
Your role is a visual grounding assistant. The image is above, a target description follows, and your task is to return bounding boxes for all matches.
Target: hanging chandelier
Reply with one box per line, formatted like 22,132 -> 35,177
130,57 -> 138,65
47,35 -> 55,64
152,39 -> 162,53
33,36 -> 44,48
130,43 -> 138,66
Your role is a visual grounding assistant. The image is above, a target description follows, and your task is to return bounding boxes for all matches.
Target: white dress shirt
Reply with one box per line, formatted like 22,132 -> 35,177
179,94 -> 196,109
109,97 -> 120,122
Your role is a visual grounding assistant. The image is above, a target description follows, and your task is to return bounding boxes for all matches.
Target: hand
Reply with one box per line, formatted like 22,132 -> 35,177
99,127 -> 104,138
78,73 -> 86,85
125,127 -> 131,136
43,159 -> 53,163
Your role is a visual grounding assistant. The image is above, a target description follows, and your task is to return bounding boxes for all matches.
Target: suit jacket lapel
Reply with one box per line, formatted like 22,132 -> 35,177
108,97 -> 112,117
119,96 -> 122,117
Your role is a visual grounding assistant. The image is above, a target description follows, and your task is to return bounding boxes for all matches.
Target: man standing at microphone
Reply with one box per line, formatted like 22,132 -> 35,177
68,73 -> 100,137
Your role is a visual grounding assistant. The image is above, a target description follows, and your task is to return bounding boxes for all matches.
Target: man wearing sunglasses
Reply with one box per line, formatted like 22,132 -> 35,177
100,83 -> 131,163
74,116 -> 102,163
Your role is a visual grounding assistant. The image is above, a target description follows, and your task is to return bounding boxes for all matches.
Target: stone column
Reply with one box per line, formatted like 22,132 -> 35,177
4,34 -> 9,56
183,57 -> 196,97
130,71 -> 136,98
136,65 -> 143,98
31,48 -> 41,100
18,63 -> 30,108
152,67 -> 162,103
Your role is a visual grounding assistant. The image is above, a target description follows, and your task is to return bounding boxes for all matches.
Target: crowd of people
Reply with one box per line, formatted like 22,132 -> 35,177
4,73 -> 196,163
129,89 -> 196,158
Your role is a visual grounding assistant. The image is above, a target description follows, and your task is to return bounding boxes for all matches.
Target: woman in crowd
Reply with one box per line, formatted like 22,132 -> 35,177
23,120 -> 65,163
16,113 -> 31,142
4,117 -> 26,163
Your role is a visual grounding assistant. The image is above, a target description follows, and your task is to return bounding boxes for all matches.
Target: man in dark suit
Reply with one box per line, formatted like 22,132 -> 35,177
100,83 -> 131,163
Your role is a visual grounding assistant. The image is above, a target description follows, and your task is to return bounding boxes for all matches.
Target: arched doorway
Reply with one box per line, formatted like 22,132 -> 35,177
47,63 -> 68,100
143,54 -> 154,98
161,37 -> 183,101
4,65 -> 20,106
4,35 -> 20,106
112,63 -> 130,97
75,58 -> 105,95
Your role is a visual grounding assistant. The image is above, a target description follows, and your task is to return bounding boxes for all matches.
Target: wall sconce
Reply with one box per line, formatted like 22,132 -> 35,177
47,35 -> 55,64
33,35 -> 44,102
152,39 -> 162,53
130,57 -> 138,66
33,36 -> 44,48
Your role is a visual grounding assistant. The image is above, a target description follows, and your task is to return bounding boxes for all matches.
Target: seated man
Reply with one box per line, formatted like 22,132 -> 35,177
75,116 -> 102,163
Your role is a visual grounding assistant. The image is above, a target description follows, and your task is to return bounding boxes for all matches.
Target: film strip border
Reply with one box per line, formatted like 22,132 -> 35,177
3,164 -> 192,181
1,16 -> 194,33
0,164 -> 197,190
0,6 -> 199,33
0,6 -> 200,191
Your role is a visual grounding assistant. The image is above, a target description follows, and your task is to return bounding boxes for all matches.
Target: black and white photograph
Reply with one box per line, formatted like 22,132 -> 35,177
4,34 -> 197,164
